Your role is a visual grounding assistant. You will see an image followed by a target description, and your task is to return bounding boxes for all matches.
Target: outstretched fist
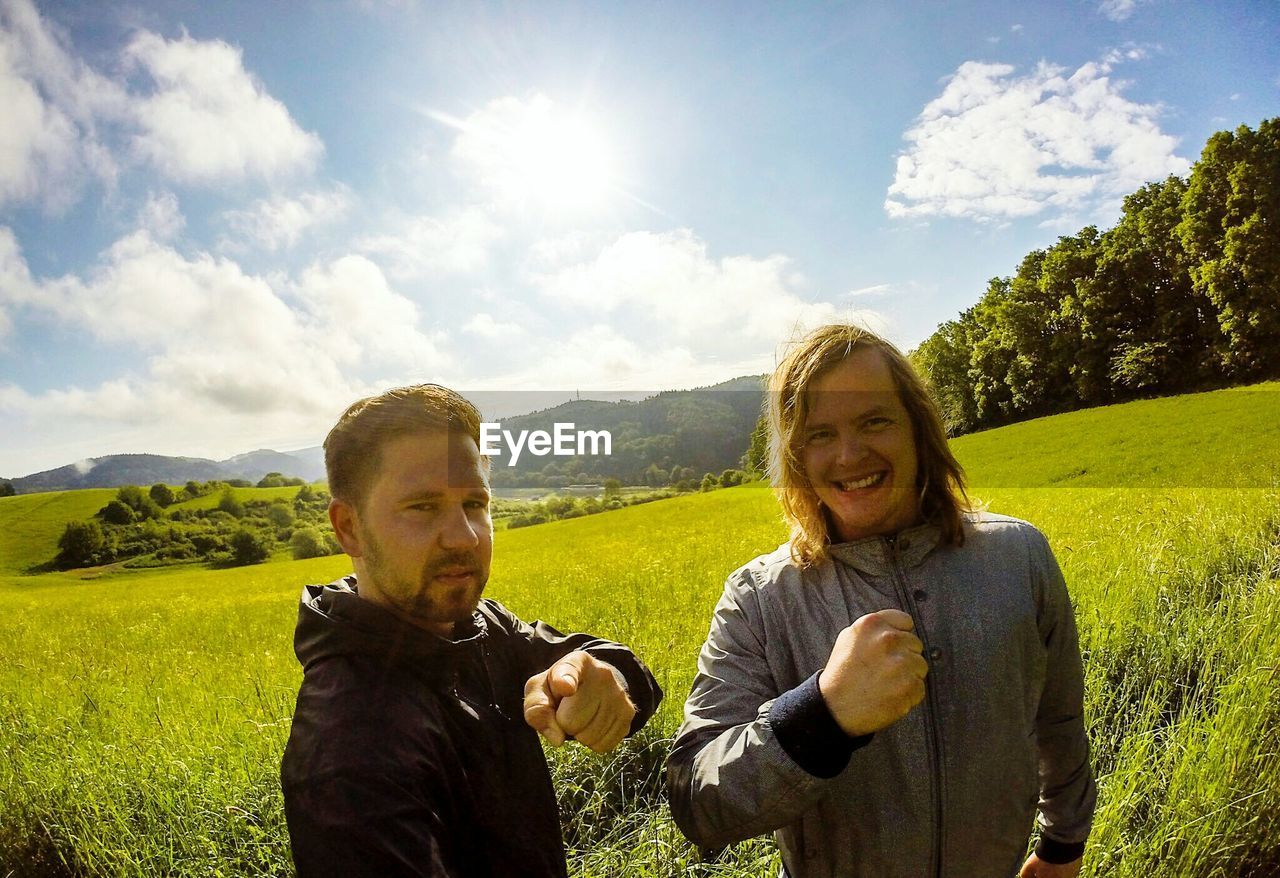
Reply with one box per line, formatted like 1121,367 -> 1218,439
523,650 -> 636,753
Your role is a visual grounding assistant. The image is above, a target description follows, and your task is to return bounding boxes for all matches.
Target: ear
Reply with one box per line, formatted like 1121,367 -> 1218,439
328,498 -> 364,558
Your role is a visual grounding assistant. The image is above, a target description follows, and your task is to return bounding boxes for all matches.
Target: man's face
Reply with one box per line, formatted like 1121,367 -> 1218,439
344,430 -> 493,636
799,348 -> 921,543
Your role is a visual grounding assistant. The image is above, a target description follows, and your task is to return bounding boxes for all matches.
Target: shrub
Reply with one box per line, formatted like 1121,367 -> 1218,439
56,520 -> 110,569
149,484 -> 175,508
229,529 -> 270,566
218,491 -> 245,519
289,528 -> 331,560
100,499 -> 135,525
266,504 -> 295,528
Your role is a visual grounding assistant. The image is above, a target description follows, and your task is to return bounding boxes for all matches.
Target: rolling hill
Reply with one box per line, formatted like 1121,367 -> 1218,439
3,381 -> 1275,576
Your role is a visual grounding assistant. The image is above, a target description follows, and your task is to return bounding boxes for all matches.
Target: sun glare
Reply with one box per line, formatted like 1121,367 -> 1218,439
516,114 -> 613,211
455,96 -> 618,215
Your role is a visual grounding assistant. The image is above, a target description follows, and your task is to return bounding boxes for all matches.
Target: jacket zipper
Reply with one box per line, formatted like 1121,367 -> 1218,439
886,535 -> 944,878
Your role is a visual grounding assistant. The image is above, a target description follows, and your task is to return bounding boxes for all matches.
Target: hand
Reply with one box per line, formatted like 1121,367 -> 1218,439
818,609 -> 928,737
1019,854 -> 1082,877
523,650 -> 636,753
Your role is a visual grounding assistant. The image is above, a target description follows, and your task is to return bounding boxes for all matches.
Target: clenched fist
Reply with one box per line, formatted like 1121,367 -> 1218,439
523,650 -> 636,753
818,609 -> 928,737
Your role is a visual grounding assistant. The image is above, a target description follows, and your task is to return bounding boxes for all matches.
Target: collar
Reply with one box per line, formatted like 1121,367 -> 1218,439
826,520 -> 942,576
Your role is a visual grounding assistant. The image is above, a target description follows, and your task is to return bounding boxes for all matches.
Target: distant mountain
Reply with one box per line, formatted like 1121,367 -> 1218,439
4,375 -> 768,494
8,447 -> 326,495
220,447 -> 326,483
487,375 -> 766,486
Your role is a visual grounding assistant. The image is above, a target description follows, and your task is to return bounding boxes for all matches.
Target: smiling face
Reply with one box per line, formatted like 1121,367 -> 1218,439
332,429 -> 493,637
799,347 -> 922,543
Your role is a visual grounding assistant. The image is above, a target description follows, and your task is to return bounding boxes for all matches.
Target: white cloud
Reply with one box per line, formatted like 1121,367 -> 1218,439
222,187 -> 351,251
463,313 -> 524,340
0,226 -> 37,339
0,0 -> 125,208
136,190 -> 184,240
1098,0 -> 1149,22
123,31 -> 322,183
843,283 -> 892,298
291,254 -> 448,372
3,228 -> 449,455
885,56 -> 1189,222
533,229 -> 847,346
358,207 -> 502,279
0,0 -> 322,208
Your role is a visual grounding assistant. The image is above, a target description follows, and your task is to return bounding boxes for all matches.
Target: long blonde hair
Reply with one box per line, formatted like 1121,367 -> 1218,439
767,324 -> 972,566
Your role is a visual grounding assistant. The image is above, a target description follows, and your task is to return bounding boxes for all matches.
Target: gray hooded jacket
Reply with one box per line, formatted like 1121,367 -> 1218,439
667,512 -> 1096,878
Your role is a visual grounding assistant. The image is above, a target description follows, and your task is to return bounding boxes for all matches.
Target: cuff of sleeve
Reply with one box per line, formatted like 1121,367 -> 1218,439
768,671 -> 872,779
599,658 -> 659,737
1035,836 -> 1085,864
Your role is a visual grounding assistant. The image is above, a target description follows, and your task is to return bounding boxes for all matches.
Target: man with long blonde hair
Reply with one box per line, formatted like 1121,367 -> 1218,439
668,324 -> 1095,878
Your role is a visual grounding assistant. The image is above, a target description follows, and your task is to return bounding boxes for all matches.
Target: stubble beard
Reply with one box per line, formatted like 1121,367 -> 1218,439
361,532 -> 487,630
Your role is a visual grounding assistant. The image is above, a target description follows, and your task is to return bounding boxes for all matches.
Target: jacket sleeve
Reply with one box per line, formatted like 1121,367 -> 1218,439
1029,528 -> 1098,860
666,567 -> 859,849
485,601 -> 662,736
283,768 -> 458,878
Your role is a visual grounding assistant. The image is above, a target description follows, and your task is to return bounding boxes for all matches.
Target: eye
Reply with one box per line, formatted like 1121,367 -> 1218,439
465,499 -> 490,511
864,417 -> 893,431
804,427 -> 835,445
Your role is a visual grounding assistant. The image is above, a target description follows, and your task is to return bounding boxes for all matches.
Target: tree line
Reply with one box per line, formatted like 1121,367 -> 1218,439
911,118 -> 1280,434
54,479 -> 338,571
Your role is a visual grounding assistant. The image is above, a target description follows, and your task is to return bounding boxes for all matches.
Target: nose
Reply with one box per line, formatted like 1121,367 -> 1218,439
438,504 -> 480,550
834,431 -> 865,467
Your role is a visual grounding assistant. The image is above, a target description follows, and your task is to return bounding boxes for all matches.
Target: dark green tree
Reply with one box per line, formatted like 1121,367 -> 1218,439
149,483 -> 175,508
56,520 -> 108,569
100,499 -> 135,525
290,528 -> 329,560
0,481 -> 14,497
1178,119 -> 1280,377
911,314 -> 980,434
230,529 -> 271,565
267,503 -> 295,528
218,490 -> 245,518
742,411 -> 770,475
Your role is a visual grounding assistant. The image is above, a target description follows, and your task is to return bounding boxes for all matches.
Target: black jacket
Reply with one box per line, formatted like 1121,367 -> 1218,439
280,577 -> 662,878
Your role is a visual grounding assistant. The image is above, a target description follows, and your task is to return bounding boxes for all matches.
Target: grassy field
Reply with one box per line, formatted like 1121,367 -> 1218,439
1,385 -> 1278,876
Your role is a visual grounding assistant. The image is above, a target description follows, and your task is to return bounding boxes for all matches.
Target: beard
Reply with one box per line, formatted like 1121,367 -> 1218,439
360,532 -> 488,632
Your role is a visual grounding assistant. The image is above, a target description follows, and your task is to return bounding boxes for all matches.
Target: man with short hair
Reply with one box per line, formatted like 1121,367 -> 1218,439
281,384 -> 661,877
667,325 -> 1096,878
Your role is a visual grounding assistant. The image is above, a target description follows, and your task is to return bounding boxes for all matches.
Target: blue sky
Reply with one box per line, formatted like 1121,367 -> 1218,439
0,0 -> 1276,477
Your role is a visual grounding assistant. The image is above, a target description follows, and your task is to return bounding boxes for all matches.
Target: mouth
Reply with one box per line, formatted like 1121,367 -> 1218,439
833,471 -> 887,492
431,566 -> 478,583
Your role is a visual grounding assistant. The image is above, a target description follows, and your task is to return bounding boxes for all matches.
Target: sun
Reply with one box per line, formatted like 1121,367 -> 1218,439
453,96 -> 619,215
515,112 -> 613,211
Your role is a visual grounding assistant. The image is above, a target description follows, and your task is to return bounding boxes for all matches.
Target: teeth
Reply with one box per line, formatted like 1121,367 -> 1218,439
840,473 -> 883,490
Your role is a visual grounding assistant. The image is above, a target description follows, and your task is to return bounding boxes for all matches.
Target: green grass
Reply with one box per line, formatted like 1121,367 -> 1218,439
2,384 -> 1279,876
0,489 -> 117,574
0,486 -> 310,576
953,380 -> 1280,489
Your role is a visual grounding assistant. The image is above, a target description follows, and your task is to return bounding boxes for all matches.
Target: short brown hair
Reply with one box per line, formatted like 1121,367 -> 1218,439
767,324 -> 972,566
324,384 -> 484,508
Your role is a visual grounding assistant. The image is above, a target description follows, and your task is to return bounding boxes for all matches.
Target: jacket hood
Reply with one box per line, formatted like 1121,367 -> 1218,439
293,576 -> 487,681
